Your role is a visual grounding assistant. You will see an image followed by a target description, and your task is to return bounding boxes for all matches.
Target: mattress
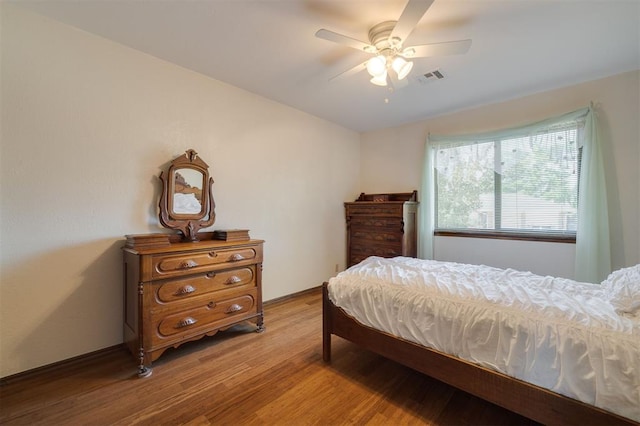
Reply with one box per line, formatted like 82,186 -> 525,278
328,256 -> 640,421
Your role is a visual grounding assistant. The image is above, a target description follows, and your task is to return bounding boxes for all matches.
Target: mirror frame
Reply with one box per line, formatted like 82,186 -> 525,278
158,149 -> 215,241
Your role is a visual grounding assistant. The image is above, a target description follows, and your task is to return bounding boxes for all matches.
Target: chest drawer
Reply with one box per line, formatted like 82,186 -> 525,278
351,229 -> 403,244
154,289 -> 258,339
151,246 -> 260,280
349,217 -> 403,229
349,253 -> 370,266
346,204 -> 403,216
350,243 -> 401,258
155,266 -> 255,304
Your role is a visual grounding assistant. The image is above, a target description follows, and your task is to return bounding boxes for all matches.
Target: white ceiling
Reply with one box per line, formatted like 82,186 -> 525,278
13,0 -> 640,132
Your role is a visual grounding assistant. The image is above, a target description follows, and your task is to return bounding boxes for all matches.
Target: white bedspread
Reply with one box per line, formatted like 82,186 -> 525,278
328,257 -> 640,422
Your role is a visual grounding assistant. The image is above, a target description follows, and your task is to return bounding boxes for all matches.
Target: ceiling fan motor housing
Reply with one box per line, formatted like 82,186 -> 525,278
368,21 -> 398,51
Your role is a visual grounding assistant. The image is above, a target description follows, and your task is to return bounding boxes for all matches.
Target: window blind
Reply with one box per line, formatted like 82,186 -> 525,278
433,119 -> 583,235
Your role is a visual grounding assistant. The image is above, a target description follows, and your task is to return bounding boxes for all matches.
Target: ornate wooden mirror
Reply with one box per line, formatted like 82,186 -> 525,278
159,149 -> 215,241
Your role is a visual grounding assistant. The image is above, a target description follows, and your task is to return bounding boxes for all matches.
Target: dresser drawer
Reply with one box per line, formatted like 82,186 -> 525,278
155,266 -> 255,304
346,204 -> 403,216
151,245 -> 261,279
154,289 -> 258,339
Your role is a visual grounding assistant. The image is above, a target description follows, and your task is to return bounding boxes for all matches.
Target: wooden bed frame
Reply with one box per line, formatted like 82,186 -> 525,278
322,282 -> 637,426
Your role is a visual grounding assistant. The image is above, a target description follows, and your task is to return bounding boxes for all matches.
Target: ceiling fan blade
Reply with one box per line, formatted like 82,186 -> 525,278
389,0 -> 435,46
404,39 -> 472,58
328,60 -> 368,82
315,29 -> 376,53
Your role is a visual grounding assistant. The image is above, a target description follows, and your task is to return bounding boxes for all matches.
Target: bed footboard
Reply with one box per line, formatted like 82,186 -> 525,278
321,282 -> 636,426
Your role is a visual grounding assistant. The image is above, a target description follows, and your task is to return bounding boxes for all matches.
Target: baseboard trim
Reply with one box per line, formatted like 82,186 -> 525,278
0,344 -> 126,385
263,285 -> 321,306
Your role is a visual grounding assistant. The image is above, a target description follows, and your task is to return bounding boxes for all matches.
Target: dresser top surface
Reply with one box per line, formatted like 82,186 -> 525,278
123,237 -> 264,255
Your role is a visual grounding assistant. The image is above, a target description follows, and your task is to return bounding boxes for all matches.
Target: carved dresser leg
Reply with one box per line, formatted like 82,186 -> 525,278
138,365 -> 152,378
137,347 -> 152,378
256,312 -> 266,333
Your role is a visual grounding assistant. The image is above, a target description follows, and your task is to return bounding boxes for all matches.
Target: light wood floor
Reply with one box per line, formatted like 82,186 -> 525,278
0,288 -> 536,425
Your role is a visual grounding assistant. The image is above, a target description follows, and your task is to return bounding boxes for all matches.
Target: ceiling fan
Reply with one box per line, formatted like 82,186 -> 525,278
315,0 -> 471,87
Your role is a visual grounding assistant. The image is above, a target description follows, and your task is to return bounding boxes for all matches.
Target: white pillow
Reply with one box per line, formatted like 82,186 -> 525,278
601,264 -> 640,314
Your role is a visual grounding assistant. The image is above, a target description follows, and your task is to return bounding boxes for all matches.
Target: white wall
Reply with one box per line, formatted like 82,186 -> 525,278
0,5 -> 360,377
361,71 -> 640,278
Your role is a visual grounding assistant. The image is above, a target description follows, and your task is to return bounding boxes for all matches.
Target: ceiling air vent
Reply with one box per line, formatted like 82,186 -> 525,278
413,69 -> 445,85
425,70 -> 444,79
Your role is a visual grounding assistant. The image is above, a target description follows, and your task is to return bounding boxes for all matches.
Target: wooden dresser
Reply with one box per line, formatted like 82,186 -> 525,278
345,191 -> 418,267
123,234 -> 264,376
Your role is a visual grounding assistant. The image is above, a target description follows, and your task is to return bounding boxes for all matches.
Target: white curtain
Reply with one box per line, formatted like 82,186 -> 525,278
418,138 -> 435,259
575,107 -> 611,283
418,106 -> 611,283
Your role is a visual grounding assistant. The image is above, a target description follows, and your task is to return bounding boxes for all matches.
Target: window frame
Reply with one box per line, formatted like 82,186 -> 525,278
432,124 -> 582,244
433,229 -> 576,243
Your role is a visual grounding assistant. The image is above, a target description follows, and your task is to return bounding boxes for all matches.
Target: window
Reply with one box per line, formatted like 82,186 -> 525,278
421,106 -> 610,282
433,121 -> 583,241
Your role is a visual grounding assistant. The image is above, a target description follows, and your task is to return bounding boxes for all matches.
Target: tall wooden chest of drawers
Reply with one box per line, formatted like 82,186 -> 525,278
123,235 -> 264,376
345,191 -> 418,267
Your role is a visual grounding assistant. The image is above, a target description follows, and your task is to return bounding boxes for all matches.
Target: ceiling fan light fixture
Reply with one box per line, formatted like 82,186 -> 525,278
366,55 -> 387,77
370,71 -> 388,86
392,56 -> 413,80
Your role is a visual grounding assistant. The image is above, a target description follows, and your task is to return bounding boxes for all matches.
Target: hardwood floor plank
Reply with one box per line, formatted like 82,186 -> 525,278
0,287 -> 536,425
